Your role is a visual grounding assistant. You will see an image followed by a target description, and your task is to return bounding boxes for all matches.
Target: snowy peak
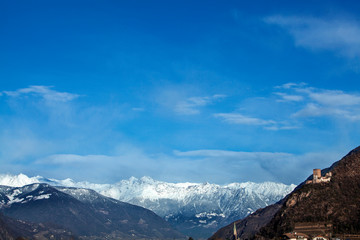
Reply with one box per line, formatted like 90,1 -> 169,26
0,183 -> 58,207
0,173 -> 41,187
111,176 -> 295,203
0,173 -> 296,238
0,174 -> 296,203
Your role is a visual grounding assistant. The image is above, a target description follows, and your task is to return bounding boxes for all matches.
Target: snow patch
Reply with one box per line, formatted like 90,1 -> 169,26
195,212 -> 225,218
33,194 -> 51,200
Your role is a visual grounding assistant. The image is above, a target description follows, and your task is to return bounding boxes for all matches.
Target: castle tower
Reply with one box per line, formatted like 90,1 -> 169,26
313,169 -> 321,183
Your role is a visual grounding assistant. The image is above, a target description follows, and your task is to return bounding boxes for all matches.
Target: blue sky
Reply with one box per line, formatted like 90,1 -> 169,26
1,0 -> 360,184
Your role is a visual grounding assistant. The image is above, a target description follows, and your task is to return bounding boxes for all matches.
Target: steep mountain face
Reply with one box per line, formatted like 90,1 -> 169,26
56,186 -> 184,239
0,174 -> 295,238
210,146 -> 360,240
0,183 -> 183,239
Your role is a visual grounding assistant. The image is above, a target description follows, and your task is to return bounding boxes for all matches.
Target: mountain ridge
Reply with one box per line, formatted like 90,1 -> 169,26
0,174 -> 295,238
0,183 -> 184,239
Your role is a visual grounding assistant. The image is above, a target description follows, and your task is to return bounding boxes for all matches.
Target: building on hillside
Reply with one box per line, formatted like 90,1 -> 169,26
340,234 -> 360,239
294,222 -> 332,237
283,232 -> 309,240
312,235 -> 328,240
306,169 -> 332,184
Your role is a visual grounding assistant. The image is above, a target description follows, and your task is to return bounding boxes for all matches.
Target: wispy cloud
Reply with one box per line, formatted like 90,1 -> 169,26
214,113 -> 298,131
276,83 -> 360,120
30,147 -> 343,184
175,94 -> 226,115
0,85 -> 127,169
275,92 -> 303,102
215,82 -> 360,131
174,149 -> 292,159
265,15 -> 360,58
293,103 -> 348,118
307,90 -> 360,106
214,113 -> 275,126
276,82 -> 307,89
174,149 -> 343,184
264,124 -> 300,131
2,86 -> 80,102
36,154 -> 115,164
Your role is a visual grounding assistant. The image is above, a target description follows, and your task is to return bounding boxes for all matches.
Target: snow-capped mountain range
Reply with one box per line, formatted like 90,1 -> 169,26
0,173 -> 296,238
0,183 -> 183,239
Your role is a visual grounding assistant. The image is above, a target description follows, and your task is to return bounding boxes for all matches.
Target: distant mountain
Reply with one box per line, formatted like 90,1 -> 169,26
0,183 -> 184,239
210,146 -> 360,239
0,174 -> 295,238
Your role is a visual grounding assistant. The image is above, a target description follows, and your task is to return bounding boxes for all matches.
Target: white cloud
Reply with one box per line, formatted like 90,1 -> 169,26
175,94 -> 226,115
2,85 -> 80,102
275,82 -> 307,89
274,83 -> 360,121
214,113 -> 299,131
174,149 -> 343,184
214,83 -> 360,131
265,15 -> 360,58
275,92 -> 304,102
214,113 -> 275,125
293,103 -> 360,121
153,84 -> 226,116
36,154 -> 116,164
30,148 -> 343,184
174,149 -> 292,159
308,90 -> 360,106
264,125 -> 300,131
293,103 -> 346,118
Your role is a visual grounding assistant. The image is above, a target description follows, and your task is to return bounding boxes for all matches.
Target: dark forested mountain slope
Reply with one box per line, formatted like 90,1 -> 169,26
210,146 -> 360,240
0,183 -> 184,239
0,214 -> 14,240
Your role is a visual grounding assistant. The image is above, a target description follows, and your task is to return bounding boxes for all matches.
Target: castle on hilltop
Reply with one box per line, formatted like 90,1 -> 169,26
306,169 -> 332,184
